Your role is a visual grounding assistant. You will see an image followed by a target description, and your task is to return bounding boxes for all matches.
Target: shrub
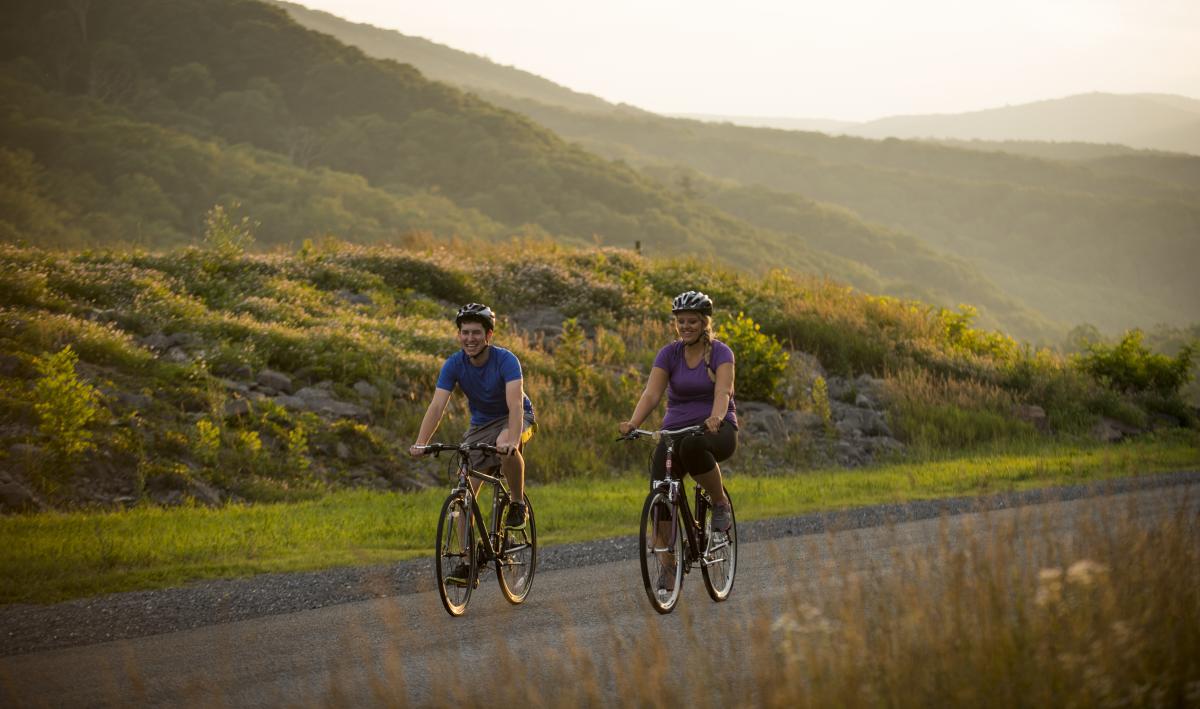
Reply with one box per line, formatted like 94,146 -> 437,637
1076,330 -> 1197,399
32,346 -> 104,463
716,311 -> 789,405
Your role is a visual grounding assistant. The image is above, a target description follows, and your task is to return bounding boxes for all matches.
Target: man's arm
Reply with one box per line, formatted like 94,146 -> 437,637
495,379 -> 525,454
409,388 -> 452,456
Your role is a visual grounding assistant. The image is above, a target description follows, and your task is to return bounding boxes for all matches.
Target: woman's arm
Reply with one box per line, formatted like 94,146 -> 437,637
705,361 -> 734,433
619,367 -> 669,434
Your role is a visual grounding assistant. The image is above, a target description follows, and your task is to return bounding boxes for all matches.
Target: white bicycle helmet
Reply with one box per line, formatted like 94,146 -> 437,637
671,290 -> 713,317
455,303 -> 495,330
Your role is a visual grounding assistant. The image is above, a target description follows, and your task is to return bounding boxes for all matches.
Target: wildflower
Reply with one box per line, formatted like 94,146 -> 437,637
1066,559 -> 1108,587
1035,567 -> 1064,607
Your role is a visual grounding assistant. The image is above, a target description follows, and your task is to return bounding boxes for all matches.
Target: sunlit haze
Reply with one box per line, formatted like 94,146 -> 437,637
293,0 -> 1198,121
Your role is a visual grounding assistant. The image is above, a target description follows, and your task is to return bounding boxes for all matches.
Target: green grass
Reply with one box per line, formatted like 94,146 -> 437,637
2,438 -> 1197,605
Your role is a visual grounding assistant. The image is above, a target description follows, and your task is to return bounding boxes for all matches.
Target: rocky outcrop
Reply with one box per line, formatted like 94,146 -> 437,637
736,395 -> 904,470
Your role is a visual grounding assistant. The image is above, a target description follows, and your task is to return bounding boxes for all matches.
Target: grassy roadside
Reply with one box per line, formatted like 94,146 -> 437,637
3,437 -> 1197,605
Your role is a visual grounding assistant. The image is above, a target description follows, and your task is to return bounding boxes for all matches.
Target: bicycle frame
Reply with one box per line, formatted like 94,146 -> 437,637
627,427 -> 715,568
422,443 -> 521,564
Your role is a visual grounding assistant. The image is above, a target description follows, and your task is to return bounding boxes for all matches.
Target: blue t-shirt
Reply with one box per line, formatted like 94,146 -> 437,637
436,345 -> 535,426
652,339 -> 738,429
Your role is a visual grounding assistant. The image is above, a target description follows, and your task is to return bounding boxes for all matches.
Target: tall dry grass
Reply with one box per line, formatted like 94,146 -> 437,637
340,490 -> 1199,707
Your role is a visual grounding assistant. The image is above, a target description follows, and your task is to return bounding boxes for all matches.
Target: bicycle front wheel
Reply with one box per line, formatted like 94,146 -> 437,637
700,488 -> 737,602
496,494 -> 537,604
435,492 -> 475,617
639,489 -> 684,614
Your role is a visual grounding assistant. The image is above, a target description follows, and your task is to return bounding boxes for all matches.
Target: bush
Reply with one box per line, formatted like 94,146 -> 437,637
716,311 -> 789,405
32,346 -> 104,463
1076,330 -> 1196,399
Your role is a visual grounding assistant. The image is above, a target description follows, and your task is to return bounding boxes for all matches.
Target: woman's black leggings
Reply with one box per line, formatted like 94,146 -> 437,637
651,420 -> 738,481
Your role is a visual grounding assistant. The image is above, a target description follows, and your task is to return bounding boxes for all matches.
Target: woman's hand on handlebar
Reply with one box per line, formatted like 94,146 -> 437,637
704,416 -> 722,434
408,444 -> 426,458
618,420 -> 637,436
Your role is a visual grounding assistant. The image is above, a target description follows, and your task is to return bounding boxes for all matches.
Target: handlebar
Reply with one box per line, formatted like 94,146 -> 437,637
413,442 -> 499,456
616,425 -> 706,442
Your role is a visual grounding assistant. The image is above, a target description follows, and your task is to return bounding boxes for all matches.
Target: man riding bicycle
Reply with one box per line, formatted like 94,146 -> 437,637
409,303 -> 536,584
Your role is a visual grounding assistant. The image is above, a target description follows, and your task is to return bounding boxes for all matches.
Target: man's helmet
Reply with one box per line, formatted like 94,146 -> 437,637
455,303 -> 495,331
671,290 -> 713,317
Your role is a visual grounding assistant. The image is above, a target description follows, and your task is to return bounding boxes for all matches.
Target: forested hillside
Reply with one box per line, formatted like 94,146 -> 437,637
0,0 -> 811,271
275,3 -> 1200,337
0,0 -> 1061,341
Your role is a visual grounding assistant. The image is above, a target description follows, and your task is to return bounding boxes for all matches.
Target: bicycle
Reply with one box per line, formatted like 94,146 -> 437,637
416,442 -> 537,617
619,425 -> 738,614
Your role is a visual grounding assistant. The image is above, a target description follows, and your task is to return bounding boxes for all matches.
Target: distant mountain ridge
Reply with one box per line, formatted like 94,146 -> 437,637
854,93 -> 1200,156
700,93 -> 1200,157
268,0 -> 625,115
275,0 -> 1200,338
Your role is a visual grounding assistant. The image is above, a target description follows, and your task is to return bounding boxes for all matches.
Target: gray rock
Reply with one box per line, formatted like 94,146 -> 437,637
353,380 -> 379,400
1013,404 -> 1049,432
274,395 -> 306,411
738,401 -> 788,440
0,478 -> 41,513
336,290 -> 374,306
854,393 -> 876,410
336,442 -> 351,460
9,443 -> 41,459
0,353 -> 32,379
223,399 -> 251,419
831,401 -> 892,438
231,365 -> 254,381
163,347 -> 190,363
310,399 -> 371,422
257,369 -> 293,394
294,386 -> 331,402
1092,417 -> 1141,443
783,410 -> 827,432
825,376 -> 852,403
510,306 -> 567,339
219,379 -> 249,394
188,479 -> 223,507
114,391 -> 153,410
138,333 -> 173,352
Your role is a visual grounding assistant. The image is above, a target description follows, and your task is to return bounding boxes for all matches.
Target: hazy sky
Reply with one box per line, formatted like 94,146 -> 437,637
296,0 -> 1199,121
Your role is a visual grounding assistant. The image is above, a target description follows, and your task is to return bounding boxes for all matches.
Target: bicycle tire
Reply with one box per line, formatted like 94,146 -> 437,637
700,488 -> 737,602
435,492 -> 476,617
496,493 -> 537,604
639,489 -> 684,614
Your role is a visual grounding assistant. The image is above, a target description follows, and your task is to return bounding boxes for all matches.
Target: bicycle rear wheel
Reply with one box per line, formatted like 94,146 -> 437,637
700,488 -> 737,602
639,489 -> 684,614
435,492 -> 476,617
496,494 -> 537,604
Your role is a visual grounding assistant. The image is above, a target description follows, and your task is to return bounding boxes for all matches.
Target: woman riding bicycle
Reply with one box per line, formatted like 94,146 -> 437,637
619,290 -> 738,557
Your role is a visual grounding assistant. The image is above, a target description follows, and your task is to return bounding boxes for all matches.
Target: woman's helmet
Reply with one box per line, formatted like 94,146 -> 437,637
455,303 -> 495,331
671,290 -> 713,317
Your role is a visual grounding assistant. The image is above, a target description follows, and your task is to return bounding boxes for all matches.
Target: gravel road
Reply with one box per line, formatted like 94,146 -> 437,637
3,470 -> 1197,659
0,472 -> 1197,707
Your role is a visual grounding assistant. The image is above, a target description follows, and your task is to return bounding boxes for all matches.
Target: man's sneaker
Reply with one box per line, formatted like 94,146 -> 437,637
656,565 -> 676,593
445,563 -> 471,587
710,501 -> 732,533
505,501 -> 527,528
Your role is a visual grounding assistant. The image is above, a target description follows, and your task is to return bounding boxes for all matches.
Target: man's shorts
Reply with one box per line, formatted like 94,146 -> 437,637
463,414 -> 536,471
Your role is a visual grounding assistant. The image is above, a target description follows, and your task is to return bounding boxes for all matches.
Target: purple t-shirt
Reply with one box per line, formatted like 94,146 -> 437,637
652,339 -> 738,430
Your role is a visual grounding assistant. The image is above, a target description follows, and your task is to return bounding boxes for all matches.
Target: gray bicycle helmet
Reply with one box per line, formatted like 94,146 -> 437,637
671,290 -> 713,317
455,302 -> 495,330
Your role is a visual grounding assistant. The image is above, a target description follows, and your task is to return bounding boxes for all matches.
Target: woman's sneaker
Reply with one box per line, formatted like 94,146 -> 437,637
710,501 -> 732,532
505,501 -> 527,528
